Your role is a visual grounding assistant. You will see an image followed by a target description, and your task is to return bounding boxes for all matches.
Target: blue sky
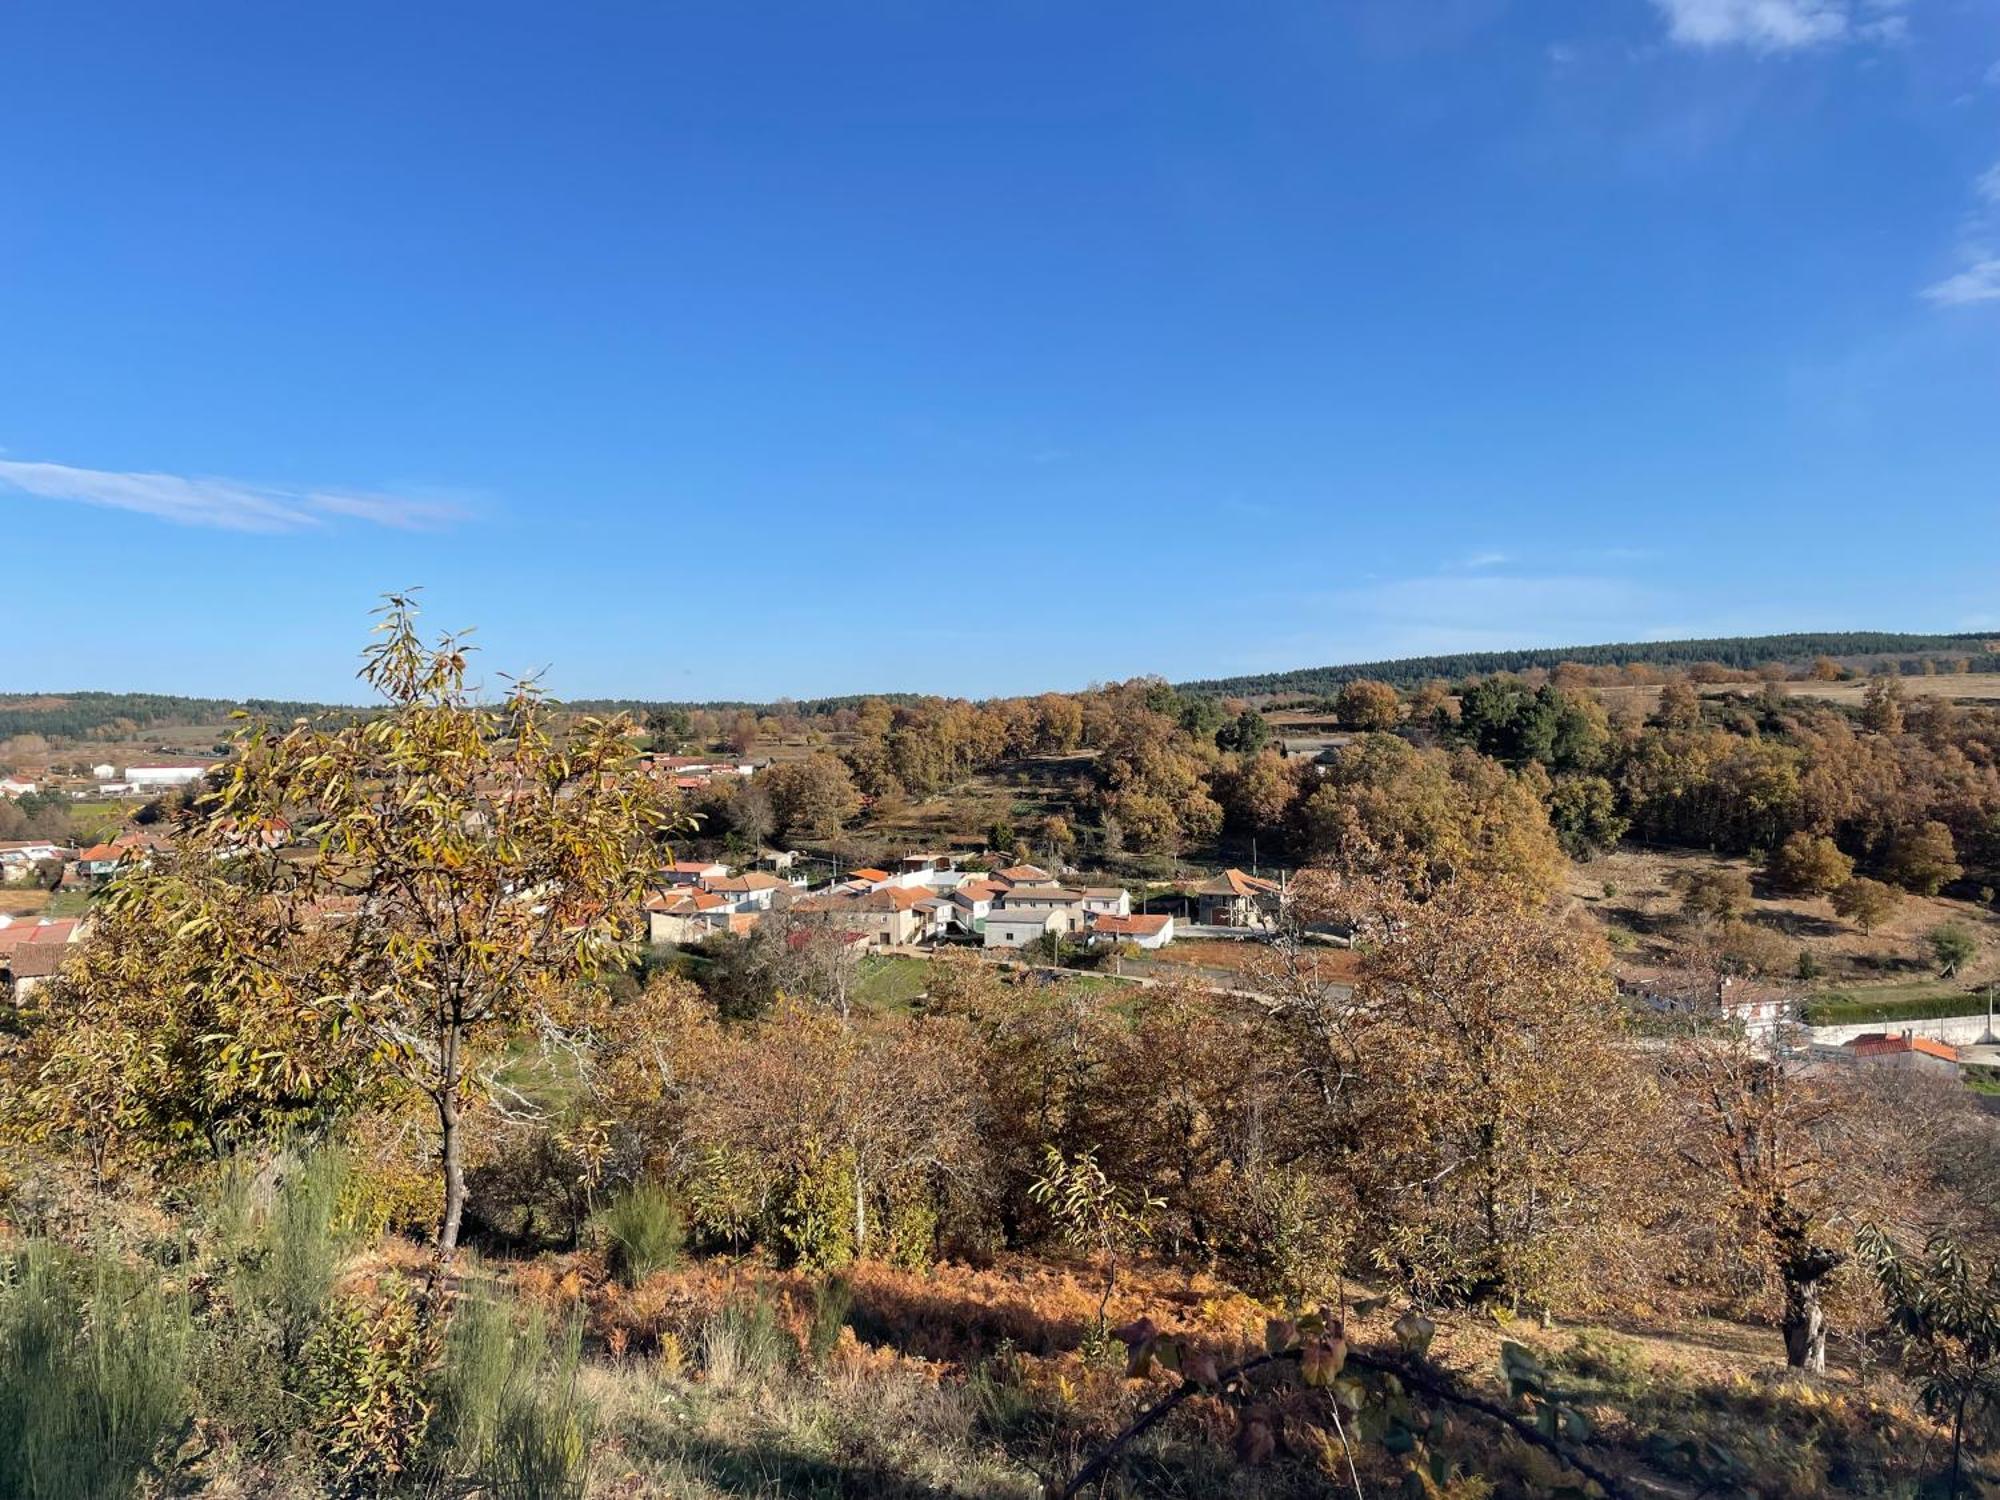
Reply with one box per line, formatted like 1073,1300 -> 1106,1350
4,0 -> 1999,703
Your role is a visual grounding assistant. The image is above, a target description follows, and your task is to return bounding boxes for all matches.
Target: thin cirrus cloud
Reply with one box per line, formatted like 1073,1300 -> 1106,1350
1920,160 -> 2000,307
1649,0 -> 1906,51
1921,259 -> 2000,306
0,457 -> 470,533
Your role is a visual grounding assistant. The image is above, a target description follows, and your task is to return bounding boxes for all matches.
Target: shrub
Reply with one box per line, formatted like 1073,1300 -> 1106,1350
770,1154 -> 856,1270
0,1243 -> 189,1500
1833,876 -> 1899,934
261,1150 -> 353,1359
428,1293 -> 594,1500
806,1274 -> 854,1366
1768,833 -> 1853,896
1711,919 -> 1793,978
1676,867 -> 1751,925
297,1275 -> 435,1491
601,1182 -> 684,1288
189,1149 -> 355,1454
1929,923 -> 1978,979
1885,820 -> 1962,896
700,1295 -> 794,1388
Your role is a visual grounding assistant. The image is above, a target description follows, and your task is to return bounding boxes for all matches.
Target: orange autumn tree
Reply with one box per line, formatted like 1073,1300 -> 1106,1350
105,595 -> 674,1254
1264,871 -> 1654,1315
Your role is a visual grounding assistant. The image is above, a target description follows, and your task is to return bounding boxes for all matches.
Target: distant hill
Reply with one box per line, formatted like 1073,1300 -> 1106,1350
0,691 -> 345,741
13,632 -> 2000,736
1174,632 -> 2000,700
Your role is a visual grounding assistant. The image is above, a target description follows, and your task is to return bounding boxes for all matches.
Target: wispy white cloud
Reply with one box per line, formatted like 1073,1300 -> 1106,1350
0,457 -> 469,533
1456,550 -> 1513,569
1921,258 -> 2000,306
1649,0 -> 1905,52
1914,157 -> 2000,309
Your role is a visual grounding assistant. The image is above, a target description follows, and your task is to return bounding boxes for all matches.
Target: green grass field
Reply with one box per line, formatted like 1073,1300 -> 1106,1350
63,800 -> 130,843
855,955 -> 931,1013
1800,980 -> 1993,1026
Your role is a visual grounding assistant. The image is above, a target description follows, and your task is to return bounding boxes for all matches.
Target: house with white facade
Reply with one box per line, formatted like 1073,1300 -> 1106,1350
994,884 -> 1088,934
661,859 -> 731,885
0,915 -> 82,999
0,840 -> 65,882
702,871 -> 793,912
1080,887 -> 1130,918
1087,912 -> 1175,950
73,842 -> 126,881
948,879 -> 1003,936
125,761 -> 217,790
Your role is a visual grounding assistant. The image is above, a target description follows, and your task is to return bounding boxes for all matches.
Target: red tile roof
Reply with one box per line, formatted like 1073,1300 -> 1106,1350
0,918 -> 80,951
1198,868 -> 1283,899
849,868 -> 892,883
703,872 -> 789,893
2,944 -> 69,979
1092,914 -> 1172,937
646,889 -> 727,913
1846,1033 -> 1960,1063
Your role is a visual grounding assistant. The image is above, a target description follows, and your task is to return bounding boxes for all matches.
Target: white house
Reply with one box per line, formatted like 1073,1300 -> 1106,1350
125,762 -> 215,790
645,888 -> 734,945
1079,886 -> 1131,918
995,885 -> 1087,933
661,859 -> 731,886
948,879 -> 1004,935
0,840 -> 64,882
0,778 -> 37,798
702,872 -> 792,912
1088,912 -> 1175,950
73,842 -> 125,881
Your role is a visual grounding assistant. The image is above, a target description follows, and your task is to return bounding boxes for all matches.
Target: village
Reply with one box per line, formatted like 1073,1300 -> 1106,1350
644,849 -> 1283,954
10,754 -> 1999,1100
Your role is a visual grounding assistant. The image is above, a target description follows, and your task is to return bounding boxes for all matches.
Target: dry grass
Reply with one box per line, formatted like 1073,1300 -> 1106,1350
0,888 -> 52,918
486,1247 -> 1976,1498
1590,673 -> 2000,718
1143,938 -> 1360,981
1566,846 -> 2000,993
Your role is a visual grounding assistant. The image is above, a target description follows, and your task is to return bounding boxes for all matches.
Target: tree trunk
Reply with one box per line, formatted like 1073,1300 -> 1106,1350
1949,1392 -> 1967,1500
852,1143 -> 867,1259
437,1086 -> 467,1255
1780,1277 -> 1827,1373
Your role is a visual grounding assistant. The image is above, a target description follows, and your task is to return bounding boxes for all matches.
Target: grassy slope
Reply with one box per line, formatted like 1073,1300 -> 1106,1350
513,1248 -> 1973,1499
1568,846 -> 2000,1005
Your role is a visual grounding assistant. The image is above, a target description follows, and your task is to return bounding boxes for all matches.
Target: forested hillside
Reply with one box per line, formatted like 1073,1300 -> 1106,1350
1176,631 -> 2000,699
12,632 -> 1998,734
0,690 -> 342,740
